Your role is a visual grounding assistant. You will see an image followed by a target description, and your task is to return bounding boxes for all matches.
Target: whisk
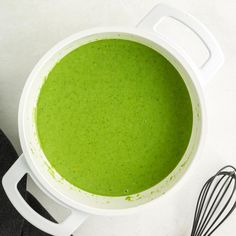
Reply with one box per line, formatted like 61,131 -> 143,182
191,165 -> 236,236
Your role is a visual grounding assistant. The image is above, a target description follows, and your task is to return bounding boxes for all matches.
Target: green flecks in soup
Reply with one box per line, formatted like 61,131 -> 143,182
36,39 -> 193,196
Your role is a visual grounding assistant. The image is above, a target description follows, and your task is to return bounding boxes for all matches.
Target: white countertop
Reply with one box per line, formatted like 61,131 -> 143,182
1,0 -> 236,235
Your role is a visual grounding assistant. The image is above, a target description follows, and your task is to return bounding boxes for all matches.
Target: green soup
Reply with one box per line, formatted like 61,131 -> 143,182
36,39 -> 193,196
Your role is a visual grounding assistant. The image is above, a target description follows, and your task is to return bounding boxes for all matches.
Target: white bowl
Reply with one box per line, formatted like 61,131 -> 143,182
2,4 -> 224,236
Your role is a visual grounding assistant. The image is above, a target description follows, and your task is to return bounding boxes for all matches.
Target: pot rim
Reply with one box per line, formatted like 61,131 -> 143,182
18,26 -> 206,215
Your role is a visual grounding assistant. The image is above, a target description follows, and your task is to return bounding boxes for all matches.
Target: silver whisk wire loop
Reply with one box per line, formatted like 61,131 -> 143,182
191,165 -> 236,236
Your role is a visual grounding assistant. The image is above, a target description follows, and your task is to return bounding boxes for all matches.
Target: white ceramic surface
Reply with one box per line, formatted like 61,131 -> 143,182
0,0 -> 236,235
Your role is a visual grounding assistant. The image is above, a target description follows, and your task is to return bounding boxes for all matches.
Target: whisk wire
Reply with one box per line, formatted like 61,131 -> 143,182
192,175 -> 224,236
197,174 -> 233,236
191,165 -> 236,236
205,175 -> 236,235
192,178 -> 214,235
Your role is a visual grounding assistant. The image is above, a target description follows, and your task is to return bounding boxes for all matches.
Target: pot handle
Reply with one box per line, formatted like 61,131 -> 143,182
137,4 -> 224,81
2,155 -> 88,236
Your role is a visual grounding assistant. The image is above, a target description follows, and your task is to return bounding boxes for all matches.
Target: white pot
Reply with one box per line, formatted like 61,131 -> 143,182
2,4 -> 224,236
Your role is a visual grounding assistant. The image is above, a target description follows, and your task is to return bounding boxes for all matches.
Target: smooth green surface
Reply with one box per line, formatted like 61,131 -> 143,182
36,39 -> 193,196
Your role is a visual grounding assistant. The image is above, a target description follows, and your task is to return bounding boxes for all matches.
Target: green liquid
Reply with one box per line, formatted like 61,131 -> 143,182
36,39 -> 193,196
